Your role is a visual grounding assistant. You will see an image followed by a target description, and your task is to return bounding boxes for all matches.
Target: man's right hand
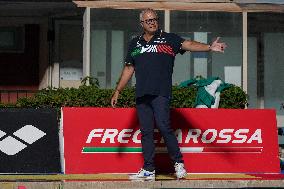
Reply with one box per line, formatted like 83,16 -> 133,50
111,65 -> 134,108
111,90 -> 120,108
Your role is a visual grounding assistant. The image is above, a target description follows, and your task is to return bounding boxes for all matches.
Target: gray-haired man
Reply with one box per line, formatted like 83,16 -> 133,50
111,8 -> 227,180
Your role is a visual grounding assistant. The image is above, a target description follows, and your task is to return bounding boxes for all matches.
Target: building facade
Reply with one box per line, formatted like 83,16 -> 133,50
1,0 -> 284,127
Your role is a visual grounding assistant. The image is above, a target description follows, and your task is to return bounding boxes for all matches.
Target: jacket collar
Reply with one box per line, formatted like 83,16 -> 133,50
139,29 -> 163,42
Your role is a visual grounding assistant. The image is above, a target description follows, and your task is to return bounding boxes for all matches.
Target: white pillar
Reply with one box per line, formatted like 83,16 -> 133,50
164,10 -> 170,32
83,7 -> 91,84
242,12 -> 248,93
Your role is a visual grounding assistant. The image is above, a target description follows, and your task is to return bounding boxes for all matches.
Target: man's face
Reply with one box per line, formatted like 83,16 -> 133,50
140,11 -> 158,34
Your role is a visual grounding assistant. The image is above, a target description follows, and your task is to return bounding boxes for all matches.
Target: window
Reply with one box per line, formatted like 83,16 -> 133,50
0,27 -> 24,52
170,11 -> 242,86
248,13 -> 284,116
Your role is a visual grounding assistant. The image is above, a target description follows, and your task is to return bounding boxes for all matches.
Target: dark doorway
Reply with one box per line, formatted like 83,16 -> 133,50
0,24 -> 39,88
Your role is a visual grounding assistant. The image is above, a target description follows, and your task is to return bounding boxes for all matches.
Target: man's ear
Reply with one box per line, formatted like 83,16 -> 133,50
140,23 -> 143,27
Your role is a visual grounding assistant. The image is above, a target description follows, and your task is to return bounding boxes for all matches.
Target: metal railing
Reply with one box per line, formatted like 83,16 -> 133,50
0,90 -> 38,104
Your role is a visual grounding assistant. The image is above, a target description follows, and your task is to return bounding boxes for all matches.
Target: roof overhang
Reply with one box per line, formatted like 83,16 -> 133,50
73,0 -> 284,12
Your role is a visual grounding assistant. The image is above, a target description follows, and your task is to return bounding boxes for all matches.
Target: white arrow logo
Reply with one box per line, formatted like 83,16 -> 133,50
0,125 -> 46,155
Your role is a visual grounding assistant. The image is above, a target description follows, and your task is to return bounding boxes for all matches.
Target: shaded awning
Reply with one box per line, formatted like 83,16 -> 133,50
73,0 -> 284,12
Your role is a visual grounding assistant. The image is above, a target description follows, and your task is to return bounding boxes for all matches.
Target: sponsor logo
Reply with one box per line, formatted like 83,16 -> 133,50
82,128 -> 262,154
0,125 -> 46,155
154,37 -> 167,43
131,44 -> 175,57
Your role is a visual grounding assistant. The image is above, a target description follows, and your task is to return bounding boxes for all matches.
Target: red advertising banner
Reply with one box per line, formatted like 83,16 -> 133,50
63,108 -> 280,174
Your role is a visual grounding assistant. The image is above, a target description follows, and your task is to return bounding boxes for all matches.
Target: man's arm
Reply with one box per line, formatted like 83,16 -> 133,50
111,65 -> 135,108
181,37 -> 227,53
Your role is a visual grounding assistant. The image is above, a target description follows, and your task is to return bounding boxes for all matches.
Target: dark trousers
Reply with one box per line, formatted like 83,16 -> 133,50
136,95 -> 183,171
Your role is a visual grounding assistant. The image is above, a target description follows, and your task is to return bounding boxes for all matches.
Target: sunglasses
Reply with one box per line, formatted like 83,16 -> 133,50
140,18 -> 158,25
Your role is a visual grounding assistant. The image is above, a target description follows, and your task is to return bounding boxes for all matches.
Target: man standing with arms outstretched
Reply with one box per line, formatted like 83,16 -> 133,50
111,8 -> 227,181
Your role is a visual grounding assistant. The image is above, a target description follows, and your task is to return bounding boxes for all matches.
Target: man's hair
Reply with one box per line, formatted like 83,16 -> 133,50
139,8 -> 158,22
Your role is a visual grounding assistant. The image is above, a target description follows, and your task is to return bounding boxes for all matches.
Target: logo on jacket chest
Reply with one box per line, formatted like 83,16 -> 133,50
132,41 -> 175,57
153,37 -> 167,44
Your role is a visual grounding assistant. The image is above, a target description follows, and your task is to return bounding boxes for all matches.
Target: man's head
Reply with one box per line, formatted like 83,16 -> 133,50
139,8 -> 159,35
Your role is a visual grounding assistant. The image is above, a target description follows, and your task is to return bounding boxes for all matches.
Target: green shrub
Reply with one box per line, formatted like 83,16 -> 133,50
219,85 -> 248,109
13,84 -> 247,110
171,86 -> 197,108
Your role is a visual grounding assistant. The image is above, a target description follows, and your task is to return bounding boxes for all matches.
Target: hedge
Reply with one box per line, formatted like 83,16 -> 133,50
0,83 -> 247,113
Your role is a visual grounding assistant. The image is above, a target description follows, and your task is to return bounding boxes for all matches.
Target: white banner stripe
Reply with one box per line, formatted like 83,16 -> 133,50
156,147 -> 204,153
82,147 -> 263,153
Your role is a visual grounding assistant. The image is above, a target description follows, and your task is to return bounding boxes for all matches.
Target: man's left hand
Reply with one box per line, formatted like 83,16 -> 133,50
210,37 -> 227,53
